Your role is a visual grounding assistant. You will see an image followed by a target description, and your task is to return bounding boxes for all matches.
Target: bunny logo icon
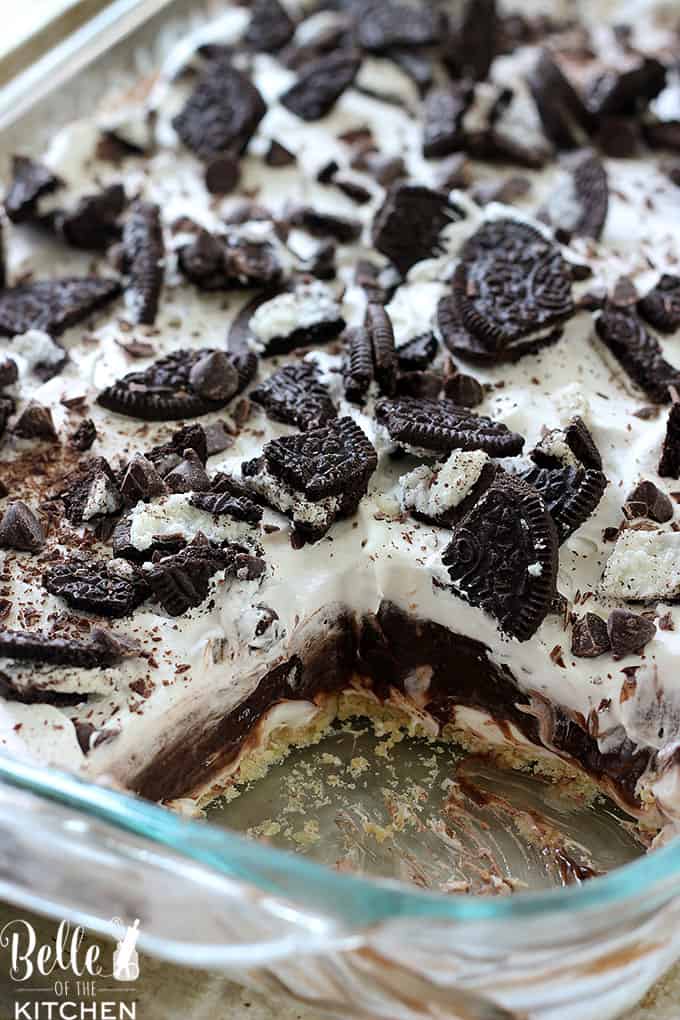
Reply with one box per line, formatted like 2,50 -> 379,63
112,918 -> 141,982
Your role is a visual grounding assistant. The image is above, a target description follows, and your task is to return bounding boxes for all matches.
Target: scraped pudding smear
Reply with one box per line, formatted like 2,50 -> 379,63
1,0 -> 680,890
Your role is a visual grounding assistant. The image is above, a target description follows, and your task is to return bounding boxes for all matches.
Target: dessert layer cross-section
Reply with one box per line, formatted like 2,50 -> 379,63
1,0 -> 680,838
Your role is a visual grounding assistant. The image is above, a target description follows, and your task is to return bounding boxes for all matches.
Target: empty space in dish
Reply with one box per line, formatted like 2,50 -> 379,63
208,723 -> 644,894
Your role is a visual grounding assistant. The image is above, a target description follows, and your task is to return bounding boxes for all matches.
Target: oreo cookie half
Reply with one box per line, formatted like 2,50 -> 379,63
375,396 -> 524,457
250,362 -> 337,430
596,301 -> 680,403
97,348 -> 246,421
443,472 -> 558,640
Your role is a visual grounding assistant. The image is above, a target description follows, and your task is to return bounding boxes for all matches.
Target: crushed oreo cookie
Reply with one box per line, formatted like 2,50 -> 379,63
396,333 -> 438,372
281,50 -> 361,121
4,155 -> 62,223
422,84 -> 473,158
121,201 -> 164,325
288,206 -> 362,244
43,557 -> 148,617
443,372 -> 485,408
13,401 -> 58,441
69,418 -> 97,452
172,58 -> 266,159
56,457 -> 124,525
595,301 -> 680,403
0,277 -> 121,338
375,396 -> 524,456
145,535 -> 259,616
443,471 -> 558,640
637,275 -> 680,334
243,0 -> 295,52
521,463 -> 607,542
52,184 -> 126,252
0,628 -> 136,668
251,361 -> 337,430
372,183 -> 461,274
659,403 -> 680,478
190,490 -> 263,524
98,348 -> 245,420
542,150 -> 609,241
119,453 -> 167,503
164,450 -> 211,493
246,281 -> 345,356
357,2 -> 439,51
527,49 -> 593,150
445,0 -> 498,82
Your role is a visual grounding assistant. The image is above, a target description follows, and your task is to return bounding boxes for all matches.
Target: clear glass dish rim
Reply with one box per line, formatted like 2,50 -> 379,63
1,752 -> 677,928
1,0 -> 676,937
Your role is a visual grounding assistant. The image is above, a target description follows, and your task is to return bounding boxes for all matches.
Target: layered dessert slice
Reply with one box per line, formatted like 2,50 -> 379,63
1,0 -> 680,845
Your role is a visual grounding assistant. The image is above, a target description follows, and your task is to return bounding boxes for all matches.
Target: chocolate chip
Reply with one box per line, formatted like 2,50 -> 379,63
0,277 -> 121,338
638,275 -> 680,335
164,450 -> 211,493
659,403 -> 680,479
281,50 -> 361,121
13,401 -> 58,441
571,613 -> 610,658
69,418 -> 97,452
375,396 -> 524,456
204,153 -> 240,194
0,501 -> 45,552
265,140 -> 296,167
625,480 -> 674,523
444,372 -> 485,408
189,351 -> 239,402
443,471 -> 558,641
607,608 -> 656,659
119,453 -> 166,503
251,362 -> 337,430
372,183 -> 460,274
172,59 -> 267,159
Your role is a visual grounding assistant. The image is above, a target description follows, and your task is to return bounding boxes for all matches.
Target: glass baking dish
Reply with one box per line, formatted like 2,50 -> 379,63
2,2 -> 680,1017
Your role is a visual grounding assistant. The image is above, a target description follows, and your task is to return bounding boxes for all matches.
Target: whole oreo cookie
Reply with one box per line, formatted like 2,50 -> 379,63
443,471 -> 558,641
372,183 -> 461,274
637,275 -> 680,334
172,58 -> 266,159
97,348 -> 246,421
281,50 -> 361,121
122,201 -> 164,325
375,396 -> 524,456
449,219 -> 574,358
595,301 -> 680,403
250,362 -> 337,430
0,277 -> 121,338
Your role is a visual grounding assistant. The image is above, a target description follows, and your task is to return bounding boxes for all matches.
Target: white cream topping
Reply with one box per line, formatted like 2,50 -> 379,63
249,281 -> 342,344
399,451 -> 488,518
128,493 -> 258,550
601,530 -> 680,600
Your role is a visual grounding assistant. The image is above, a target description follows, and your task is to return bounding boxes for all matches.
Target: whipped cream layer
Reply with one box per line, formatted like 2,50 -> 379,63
1,1 -> 680,836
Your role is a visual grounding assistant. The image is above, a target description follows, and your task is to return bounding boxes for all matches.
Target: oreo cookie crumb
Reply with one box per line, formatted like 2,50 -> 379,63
250,362 -> 337,430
